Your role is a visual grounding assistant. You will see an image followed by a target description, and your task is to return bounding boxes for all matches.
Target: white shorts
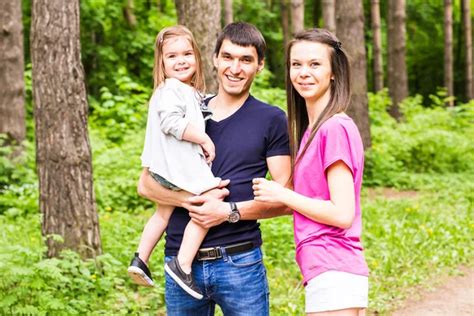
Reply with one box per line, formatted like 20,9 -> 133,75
305,270 -> 369,313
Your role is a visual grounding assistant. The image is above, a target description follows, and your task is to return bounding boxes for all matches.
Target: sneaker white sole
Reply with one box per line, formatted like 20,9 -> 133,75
164,263 -> 204,300
127,266 -> 154,287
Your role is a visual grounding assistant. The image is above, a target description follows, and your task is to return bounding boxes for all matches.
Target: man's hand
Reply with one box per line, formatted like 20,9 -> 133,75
183,195 -> 230,229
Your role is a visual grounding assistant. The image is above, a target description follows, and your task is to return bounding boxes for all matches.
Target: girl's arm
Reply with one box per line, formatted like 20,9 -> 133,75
182,123 -> 215,163
253,160 -> 355,229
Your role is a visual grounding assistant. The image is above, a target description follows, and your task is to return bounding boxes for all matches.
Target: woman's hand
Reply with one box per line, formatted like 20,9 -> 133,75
252,177 -> 287,203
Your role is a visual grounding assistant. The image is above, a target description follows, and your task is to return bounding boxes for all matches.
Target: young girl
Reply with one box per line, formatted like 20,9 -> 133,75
128,25 -> 222,300
252,29 -> 369,315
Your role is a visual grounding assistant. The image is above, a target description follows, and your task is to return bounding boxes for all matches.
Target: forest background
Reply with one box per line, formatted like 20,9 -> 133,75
0,0 -> 473,314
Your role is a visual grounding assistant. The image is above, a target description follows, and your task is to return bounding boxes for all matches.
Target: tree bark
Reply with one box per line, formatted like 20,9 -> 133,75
371,0 -> 384,92
322,0 -> 336,34
291,0 -> 304,36
0,0 -> 25,145
336,0 -> 371,149
123,0 -> 137,28
444,0 -> 454,106
281,0 -> 290,51
31,0 -> 101,259
387,0 -> 408,119
223,0 -> 233,26
462,0 -> 473,100
175,0 -> 221,93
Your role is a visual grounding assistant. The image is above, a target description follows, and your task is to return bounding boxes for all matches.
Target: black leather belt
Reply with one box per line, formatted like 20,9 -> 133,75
196,241 -> 255,261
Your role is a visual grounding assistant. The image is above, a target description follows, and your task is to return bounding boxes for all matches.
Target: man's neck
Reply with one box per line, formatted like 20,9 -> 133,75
208,90 -> 250,121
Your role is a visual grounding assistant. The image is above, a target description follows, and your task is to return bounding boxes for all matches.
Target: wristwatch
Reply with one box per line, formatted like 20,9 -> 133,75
227,201 -> 241,223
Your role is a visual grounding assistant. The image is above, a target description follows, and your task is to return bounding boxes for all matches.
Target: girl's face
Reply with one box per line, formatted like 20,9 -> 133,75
162,36 -> 197,85
289,41 -> 333,104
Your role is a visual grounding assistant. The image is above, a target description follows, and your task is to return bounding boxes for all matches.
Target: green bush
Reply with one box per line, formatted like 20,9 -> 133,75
364,90 -> 474,187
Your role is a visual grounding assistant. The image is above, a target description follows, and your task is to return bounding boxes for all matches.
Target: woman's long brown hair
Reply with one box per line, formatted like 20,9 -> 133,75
286,29 -> 352,172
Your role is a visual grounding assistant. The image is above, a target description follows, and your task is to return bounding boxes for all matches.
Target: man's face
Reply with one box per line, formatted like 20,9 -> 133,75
213,39 -> 264,98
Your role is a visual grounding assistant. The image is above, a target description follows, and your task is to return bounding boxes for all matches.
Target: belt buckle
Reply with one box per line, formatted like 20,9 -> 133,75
198,247 -> 222,261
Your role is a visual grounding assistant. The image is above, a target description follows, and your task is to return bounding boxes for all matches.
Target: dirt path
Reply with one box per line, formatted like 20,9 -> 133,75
391,267 -> 474,315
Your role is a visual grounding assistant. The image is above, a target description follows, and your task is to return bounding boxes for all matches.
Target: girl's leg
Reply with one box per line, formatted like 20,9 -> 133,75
177,221 -> 208,273
136,203 -> 174,263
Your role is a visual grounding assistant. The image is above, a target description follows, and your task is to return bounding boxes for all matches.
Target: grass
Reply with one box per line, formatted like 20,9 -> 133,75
1,173 -> 472,314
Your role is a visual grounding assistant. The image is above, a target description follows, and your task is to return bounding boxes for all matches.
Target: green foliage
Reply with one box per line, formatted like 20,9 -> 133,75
2,173 -> 472,314
0,138 -> 37,217
364,90 -> 474,187
89,67 -> 151,143
80,0 -> 176,97
251,68 -> 287,111
91,129 -> 152,213
0,213 -> 165,315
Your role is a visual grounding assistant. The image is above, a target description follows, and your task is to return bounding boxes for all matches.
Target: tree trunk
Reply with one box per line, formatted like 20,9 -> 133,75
175,0 -> 221,93
322,0 -> 336,34
0,0 -> 25,145
462,0 -> 473,100
313,0 -> 321,27
387,0 -> 408,119
223,0 -> 233,26
31,0 -> 102,259
444,0 -> 454,106
336,0 -> 371,149
371,0 -> 384,92
281,0 -> 290,51
123,0 -> 137,28
291,0 -> 304,36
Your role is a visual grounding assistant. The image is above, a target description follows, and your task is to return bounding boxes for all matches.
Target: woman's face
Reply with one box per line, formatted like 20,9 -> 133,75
289,41 -> 333,104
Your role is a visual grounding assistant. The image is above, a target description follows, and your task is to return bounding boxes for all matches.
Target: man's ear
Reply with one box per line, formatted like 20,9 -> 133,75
213,54 -> 218,68
257,59 -> 265,73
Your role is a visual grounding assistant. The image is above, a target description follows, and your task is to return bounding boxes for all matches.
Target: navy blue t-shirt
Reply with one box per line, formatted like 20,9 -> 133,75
164,95 -> 290,256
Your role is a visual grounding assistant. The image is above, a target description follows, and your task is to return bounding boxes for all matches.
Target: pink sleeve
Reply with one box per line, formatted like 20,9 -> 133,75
320,121 -> 355,176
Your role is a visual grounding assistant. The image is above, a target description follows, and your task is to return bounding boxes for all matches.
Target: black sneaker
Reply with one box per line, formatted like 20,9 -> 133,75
127,252 -> 154,287
164,257 -> 203,299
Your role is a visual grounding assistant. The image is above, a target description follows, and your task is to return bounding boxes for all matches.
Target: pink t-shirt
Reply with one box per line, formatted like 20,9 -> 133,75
293,115 -> 369,285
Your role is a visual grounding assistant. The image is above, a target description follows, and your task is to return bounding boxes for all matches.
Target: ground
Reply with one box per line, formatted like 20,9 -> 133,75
391,267 -> 474,315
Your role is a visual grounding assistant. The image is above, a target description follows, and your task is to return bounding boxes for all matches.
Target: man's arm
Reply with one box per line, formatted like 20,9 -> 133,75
185,155 -> 292,228
239,155 -> 292,219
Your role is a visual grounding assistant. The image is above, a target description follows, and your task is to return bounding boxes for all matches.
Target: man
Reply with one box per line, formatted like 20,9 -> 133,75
138,22 -> 291,315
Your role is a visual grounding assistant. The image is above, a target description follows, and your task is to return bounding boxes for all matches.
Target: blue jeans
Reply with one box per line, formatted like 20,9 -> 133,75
164,247 -> 270,316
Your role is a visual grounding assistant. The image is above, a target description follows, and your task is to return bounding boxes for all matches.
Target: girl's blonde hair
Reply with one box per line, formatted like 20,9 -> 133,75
153,25 -> 206,92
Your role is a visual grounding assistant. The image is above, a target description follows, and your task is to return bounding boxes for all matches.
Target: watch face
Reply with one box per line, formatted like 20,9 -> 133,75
229,211 -> 240,223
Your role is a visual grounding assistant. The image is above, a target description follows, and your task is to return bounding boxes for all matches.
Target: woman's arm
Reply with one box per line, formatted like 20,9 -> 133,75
253,160 -> 355,229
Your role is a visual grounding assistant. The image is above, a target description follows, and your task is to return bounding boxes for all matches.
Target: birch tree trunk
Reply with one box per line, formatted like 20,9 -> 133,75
387,0 -> 408,119
0,0 -> 25,145
336,0 -> 371,148
371,0 -> 384,92
175,0 -> 221,93
31,0 -> 102,259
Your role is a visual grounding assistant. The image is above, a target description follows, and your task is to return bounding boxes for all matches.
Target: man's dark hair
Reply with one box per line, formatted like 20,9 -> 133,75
214,22 -> 266,63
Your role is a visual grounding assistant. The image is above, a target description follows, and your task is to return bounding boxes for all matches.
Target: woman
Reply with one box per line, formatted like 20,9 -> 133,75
252,29 -> 369,315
